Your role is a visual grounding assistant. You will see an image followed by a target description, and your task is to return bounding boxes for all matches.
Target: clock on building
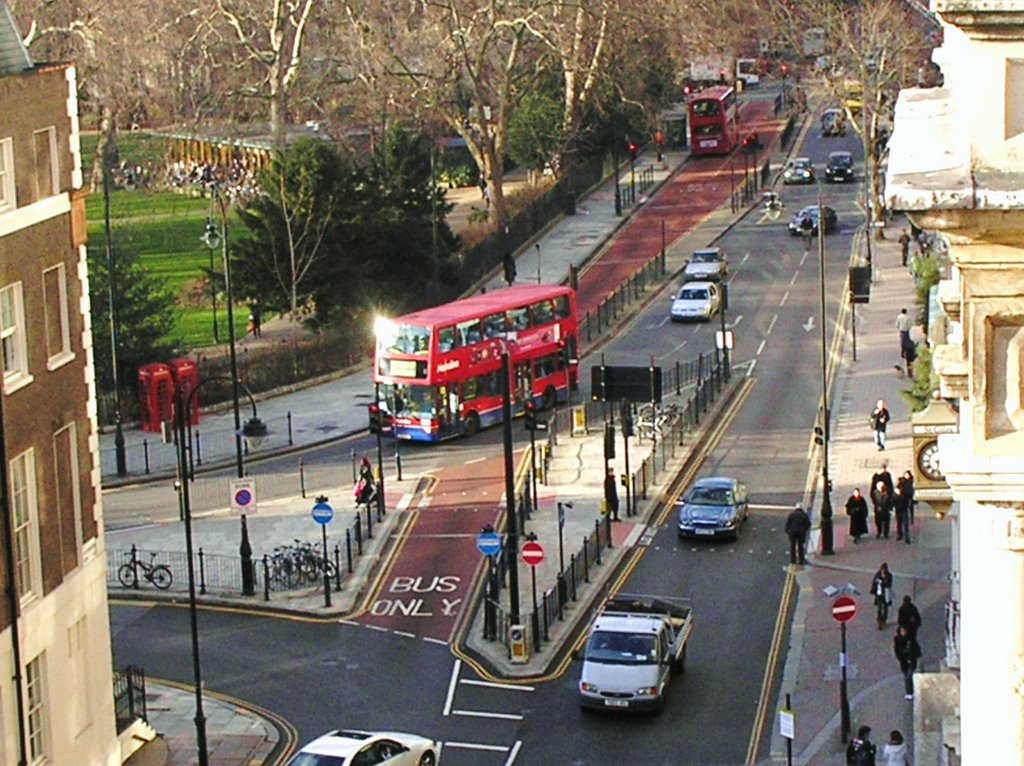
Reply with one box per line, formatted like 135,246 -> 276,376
916,438 -> 943,481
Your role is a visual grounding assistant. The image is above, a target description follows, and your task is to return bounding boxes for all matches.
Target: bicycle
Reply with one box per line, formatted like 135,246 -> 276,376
118,551 -> 173,590
634,403 -> 679,442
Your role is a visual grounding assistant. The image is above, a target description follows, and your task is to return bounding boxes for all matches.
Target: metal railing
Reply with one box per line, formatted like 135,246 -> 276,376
580,249 -> 668,344
113,664 -> 147,733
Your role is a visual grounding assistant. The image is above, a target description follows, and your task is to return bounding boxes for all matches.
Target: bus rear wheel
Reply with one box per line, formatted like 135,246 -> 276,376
464,411 -> 481,436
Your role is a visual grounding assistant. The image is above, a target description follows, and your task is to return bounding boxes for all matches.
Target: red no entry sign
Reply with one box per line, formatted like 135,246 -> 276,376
832,596 -> 857,623
521,540 -> 545,567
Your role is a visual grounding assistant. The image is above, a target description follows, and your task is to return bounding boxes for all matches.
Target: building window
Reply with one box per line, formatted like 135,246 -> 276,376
26,654 -> 48,763
43,263 -> 72,367
11,449 -> 40,603
53,423 -> 82,570
0,137 -> 14,213
33,127 -> 58,200
1,282 -> 31,391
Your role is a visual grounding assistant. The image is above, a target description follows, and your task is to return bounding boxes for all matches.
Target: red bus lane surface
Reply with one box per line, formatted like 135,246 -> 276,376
575,99 -> 785,315
359,454 -> 511,641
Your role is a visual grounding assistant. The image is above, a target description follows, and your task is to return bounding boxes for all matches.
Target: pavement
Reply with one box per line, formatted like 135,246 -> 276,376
106,90 -> 953,766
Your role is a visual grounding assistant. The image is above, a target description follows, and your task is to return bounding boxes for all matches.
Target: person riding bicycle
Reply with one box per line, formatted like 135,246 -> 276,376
763,191 -> 782,212
355,456 -> 376,507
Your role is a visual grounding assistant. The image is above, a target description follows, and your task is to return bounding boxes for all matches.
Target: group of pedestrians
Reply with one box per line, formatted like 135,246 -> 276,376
845,463 -> 915,544
847,726 -> 912,766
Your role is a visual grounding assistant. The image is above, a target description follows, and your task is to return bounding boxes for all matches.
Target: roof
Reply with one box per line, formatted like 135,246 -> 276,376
692,476 -> 738,488
690,85 -> 733,100
0,2 -> 32,76
392,284 -> 574,328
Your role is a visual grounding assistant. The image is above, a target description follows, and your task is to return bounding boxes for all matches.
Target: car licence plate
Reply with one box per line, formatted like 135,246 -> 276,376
604,699 -> 629,707
700,140 -> 716,148
695,528 -> 715,535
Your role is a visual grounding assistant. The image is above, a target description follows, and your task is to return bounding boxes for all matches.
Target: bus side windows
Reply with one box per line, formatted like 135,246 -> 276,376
438,326 -> 458,353
553,296 -> 570,319
484,313 -> 507,339
458,319 -> 481,346
508,307 -> 529,331
531,300 -> 554,325
463,377 -> 479,402
535,355 -> 556,379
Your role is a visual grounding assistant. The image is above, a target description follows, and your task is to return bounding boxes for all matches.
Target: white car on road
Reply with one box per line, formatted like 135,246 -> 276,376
683,247 -> 728,282
285,729 -> 439,766
670,281 -> 721,322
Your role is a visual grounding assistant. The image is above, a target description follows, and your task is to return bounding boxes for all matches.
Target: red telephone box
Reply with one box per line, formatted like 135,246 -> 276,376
137,363 -> 173,433
168,358 -> 200,426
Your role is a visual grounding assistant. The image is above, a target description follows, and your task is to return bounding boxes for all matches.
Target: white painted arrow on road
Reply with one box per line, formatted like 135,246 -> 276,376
803,317 -> 816,332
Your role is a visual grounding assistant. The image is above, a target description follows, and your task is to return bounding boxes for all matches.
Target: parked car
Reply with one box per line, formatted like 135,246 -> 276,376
824,151 -> 855,183
670,281 -> 721,322
676,476 -> 749,540
683,246 -> 728,282
788,205 -> 838,235
821,108 -> 846,137
285,730 -> 439,766
783,157 -> 815,185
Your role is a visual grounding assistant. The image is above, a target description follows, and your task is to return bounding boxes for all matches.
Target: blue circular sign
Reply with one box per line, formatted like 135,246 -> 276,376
234,489 -> 253,507
476,531 -> 501,557
311,501 -> 334,525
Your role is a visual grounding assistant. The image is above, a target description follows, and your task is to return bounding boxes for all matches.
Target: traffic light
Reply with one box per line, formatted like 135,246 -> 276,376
620,400 -> 634,437
628,142 -> 638,161
502,251 -> 516,286
524,400 -> 538,431
814,425 -> 824,445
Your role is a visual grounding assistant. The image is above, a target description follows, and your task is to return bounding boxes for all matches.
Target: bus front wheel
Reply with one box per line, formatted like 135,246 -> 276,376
464,411 -> 481,436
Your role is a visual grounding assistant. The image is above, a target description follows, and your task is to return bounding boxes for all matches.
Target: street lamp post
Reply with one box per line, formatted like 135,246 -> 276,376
818,195 -> 834,555
203,213 -> 220,344
535,243 -> 541,284
102,159 -> 127,477
500,350 -> 522,626
200,188 -> 257,593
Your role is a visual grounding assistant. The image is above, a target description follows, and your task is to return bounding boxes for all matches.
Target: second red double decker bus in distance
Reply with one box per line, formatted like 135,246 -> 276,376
688,85 -> 740,156
371,284 -> 579,442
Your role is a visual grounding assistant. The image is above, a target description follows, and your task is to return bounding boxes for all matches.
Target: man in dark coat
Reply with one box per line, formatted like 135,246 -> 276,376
604,467 -> 620,521
870,463 -> 894,494
897,595 -> 922,640
870,480 -> 893,539
845,488 -> 870,543
893,484 -> 912,543
846,725 -> 877,766
894,625 -> 922,699
898,470 -> 916,524
785,504 -> 811,564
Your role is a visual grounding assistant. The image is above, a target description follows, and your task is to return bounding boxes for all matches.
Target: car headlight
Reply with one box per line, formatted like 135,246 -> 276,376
580,682 -> 598,693
636,686 -> 658,696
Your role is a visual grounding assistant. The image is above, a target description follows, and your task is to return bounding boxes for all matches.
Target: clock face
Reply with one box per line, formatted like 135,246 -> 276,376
917,439 -> 943,481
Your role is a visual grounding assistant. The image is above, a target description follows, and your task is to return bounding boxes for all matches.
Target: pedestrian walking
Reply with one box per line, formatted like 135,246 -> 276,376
897,595 -> 922,640
872,562 -> 894,628
871,480 -> 893,539
870,400 -> 891,451
871,462 -> 894,494
893,485 -> 912,543
785,504 -> 811,564
900,335 -> 917,379
882,730 -> 911,766
355,456 -> 376,508
654,129 -> 665,162
845,488 -> 870,543
604,467 -> 620,521
846,725 -> 878,766
898,470 -> 916,524
894,624 -> 922,699
249,303 -> 262,338
895,308 -> 913,350
898,229 -> 911,267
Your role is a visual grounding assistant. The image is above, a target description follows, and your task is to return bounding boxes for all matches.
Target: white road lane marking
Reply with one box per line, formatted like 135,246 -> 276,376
504,740 -> 523,765
766,314 -> 778,336
461,678 -> 535,692
466,456 -> 488,464
443,659 -> 461,716
790,271 -> 800,286
780,291 -> 789,307
393,630 -> 416,638
444,742 -> 512,752
742,252 -> 751,263
800,251 -> 809,267
423,636 -> 447,646
757,339 -> 766,356
746,359 -> 758,377
452,709 -> 524,721
396,494 -> 413,511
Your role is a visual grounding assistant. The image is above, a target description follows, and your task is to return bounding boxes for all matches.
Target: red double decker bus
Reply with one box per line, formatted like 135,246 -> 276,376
372,285 -> 579,442
688,85 -> 740,156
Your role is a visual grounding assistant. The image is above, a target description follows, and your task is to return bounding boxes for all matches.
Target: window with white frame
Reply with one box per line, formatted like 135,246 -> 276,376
33,127 -> 58,200
53,422 -> 82,569
43,263 -> 72,366
0,137 -> 14,212
26,653 -> 49,763
11,449 -> 40,602
1,283 -> 30,390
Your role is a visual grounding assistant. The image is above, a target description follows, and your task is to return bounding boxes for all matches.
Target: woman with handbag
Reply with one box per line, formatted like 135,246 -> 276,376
872,562 -> 894,629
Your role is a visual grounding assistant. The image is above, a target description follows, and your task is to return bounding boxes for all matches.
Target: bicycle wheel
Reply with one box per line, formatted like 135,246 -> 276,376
117,563 -> 136,588
150,565 -> 173,590
323,559 -> 338,579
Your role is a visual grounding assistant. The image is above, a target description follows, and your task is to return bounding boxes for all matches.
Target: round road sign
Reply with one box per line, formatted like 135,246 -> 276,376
311,501 -> 334,526
521,540 -> 545,567
831,595 -> 857,623
476,531 -> 502,557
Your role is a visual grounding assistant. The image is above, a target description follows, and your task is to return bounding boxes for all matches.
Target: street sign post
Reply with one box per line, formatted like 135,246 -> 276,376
230,478 -> 257,515
521,539 -> 545,652
311,496 -> 334,607
476,531 -> 502,557
521,540 -> 544,566
831,596 -> 855,743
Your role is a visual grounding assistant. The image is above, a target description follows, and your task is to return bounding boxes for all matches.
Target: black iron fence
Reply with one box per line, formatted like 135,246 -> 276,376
113,664 -> 147,733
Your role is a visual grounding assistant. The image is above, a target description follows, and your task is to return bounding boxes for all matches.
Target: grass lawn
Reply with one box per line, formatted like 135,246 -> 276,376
81,132 -> 248,349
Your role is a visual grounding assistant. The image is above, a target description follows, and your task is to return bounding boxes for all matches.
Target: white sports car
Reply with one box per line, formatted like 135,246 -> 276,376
285,729 -> 439,766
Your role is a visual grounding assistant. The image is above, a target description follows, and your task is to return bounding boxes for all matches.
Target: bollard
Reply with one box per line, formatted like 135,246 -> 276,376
299,457 -> 306,498
557,572 -> 567,621
130,545 -> 139,589
287,411 -> 294,445
198,548 -> 207,595
143,440 -> 150,475
346,529 -> 353,573
262,555 -> 270,601
570,555 -> 578,601
542,591 -> 550,641
605,513 -> 613,548
194,429 -> 203,466
595,520 -> 603,564
582,538 -> 590,583
365,506 -> 373,539
350,448 -> 357,483
328,544 -> 338,591
354,515 -> 363,555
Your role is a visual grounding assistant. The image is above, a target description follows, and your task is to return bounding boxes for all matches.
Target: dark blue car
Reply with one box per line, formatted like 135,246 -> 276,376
676,476 -> 750,540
